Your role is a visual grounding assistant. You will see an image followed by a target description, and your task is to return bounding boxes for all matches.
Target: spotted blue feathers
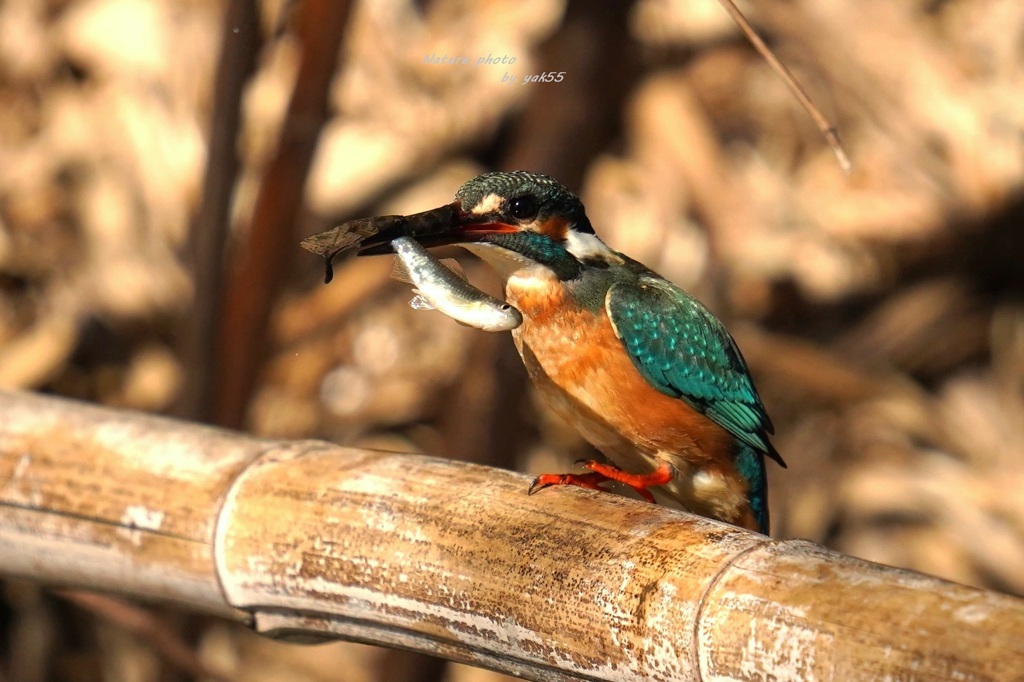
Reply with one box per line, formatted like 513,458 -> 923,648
606,277 -> 785,531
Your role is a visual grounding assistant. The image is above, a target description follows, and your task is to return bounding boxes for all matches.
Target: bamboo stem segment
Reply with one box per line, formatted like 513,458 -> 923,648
1,390 -> 1022,681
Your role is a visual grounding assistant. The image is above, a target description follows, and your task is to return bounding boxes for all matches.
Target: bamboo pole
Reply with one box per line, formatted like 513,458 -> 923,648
0,390 -> 1021,681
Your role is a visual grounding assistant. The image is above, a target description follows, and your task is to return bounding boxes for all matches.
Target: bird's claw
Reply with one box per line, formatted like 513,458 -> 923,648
528,461 -> 674,504
527,474 -> 556,495
528,472 -> 610,496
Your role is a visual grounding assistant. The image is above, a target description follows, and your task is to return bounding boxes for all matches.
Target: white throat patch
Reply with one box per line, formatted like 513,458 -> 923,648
564,231 -> 619,262
462,243 -> 533,281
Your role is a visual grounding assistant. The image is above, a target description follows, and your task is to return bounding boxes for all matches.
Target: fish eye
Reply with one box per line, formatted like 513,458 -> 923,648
507,196 -> 539,221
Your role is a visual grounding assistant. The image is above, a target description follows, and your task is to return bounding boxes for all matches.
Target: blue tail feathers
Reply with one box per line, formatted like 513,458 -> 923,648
735,444 -> 770,534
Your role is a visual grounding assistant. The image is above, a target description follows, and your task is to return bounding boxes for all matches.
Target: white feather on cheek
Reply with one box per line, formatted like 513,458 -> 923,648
564,231 -> 620,263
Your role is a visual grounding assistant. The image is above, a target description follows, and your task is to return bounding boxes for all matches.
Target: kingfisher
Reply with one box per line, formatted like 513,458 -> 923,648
358,171 -> 786,534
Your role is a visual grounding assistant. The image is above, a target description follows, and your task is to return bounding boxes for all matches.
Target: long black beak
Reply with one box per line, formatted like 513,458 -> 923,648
357,202 -> 516,255
300,201 -> 516,283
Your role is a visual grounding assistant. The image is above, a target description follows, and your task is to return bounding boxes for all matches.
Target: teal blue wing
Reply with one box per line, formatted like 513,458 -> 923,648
606,278 -> 785,468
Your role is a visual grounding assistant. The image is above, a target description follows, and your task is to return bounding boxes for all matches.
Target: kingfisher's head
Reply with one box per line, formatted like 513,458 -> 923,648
360,171 -> 619,281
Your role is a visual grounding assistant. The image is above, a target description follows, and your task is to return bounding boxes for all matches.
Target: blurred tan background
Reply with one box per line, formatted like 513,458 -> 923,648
2,0 -> 1023,679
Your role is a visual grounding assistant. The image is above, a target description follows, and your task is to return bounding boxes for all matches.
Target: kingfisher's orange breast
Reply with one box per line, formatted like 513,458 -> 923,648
504,269 -> 757,526
505,272 -> 736,472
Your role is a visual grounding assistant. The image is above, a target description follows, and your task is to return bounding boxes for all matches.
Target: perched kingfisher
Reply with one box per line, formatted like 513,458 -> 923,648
359,171 -> 786,534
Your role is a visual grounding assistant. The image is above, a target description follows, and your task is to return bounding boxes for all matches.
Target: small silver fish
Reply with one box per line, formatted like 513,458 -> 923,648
390,236 -> 522,332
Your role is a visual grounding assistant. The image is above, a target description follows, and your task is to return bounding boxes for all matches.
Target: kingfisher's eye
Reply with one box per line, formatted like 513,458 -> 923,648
507,196 -> 539,221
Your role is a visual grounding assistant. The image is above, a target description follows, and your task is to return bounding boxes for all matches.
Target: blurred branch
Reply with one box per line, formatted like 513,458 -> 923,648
178,0 -> 260,422
55,590 -> 234,682
213,0 -> 353,428
2,391 -> 1023,681
501,0 -> 639,188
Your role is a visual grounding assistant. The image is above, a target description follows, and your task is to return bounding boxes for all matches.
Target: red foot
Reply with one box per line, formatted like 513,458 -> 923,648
528,471 -> 610,495
528,461 -> 674,503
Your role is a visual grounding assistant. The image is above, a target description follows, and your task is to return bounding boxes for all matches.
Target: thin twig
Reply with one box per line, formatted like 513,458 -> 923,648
717,0 -> 852,173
